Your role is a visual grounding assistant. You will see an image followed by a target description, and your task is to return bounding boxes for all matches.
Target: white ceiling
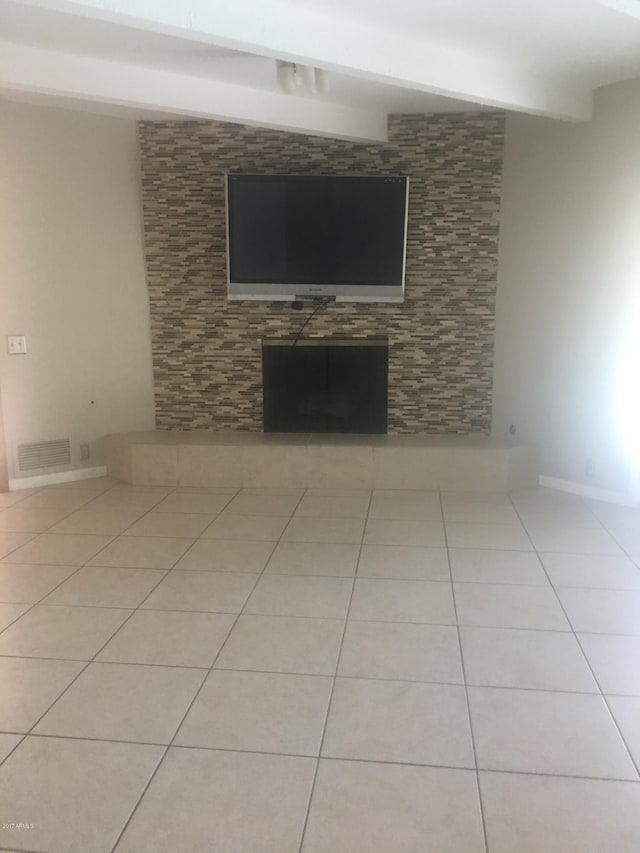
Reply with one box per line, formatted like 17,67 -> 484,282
1,0 -> 640,141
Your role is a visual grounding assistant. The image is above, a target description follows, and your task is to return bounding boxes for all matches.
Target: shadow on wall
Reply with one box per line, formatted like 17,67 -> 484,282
0,388 -> 8,492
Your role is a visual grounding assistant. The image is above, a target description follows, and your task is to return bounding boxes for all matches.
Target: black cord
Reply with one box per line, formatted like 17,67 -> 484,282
292,299 -> 329,346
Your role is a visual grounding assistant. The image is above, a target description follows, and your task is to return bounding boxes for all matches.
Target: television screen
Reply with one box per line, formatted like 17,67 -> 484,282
226,174 -> 408,302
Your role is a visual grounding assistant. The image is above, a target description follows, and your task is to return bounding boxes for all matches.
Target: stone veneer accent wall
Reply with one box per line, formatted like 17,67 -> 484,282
139,112 -> 504,434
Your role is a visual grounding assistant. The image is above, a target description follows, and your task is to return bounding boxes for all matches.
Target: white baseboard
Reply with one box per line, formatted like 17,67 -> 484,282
539,474 -> 638,507
9,466 -> 108,491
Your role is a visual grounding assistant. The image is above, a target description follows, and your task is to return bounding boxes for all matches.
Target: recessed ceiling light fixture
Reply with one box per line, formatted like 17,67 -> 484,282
276,60 -> 328,95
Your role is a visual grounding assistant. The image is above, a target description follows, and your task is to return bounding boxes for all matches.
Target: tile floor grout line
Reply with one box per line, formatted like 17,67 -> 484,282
0,524 -> 140,771
6,599 -> 640,636
81,485 -> 176,516
3,499 -> 181,732
98,485 -> 246,853
6,581 -> 640,632
0,561 -> 95,625
0,497 -> 102,537
606,535 -> 640,572
0,847 -> 47,853
0,533 -> 124,675
4,729 -> 640,786
0,601 -> 39,638
7,568 -> 640,589
296,487 -> 374,853
3,651 -> 638,696
25,479 -> 171,541
105,742 -> 170,853
474,763 -> 640,784
572,637 -> 640,781
0,732 -> 26,770
7,525 -> 636,556
559,498 -> 640,569
18,730 -> 344,762
106,486 -> 296,853
440,487 -> 490,853
52,480 -> 187,545
0,656 -> 211,671
16,562 -> 176,749
508,491 -> 640,783
0,532 -> 39,562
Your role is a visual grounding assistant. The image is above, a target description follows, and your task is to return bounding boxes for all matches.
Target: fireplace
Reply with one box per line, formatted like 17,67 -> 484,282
262,338 -> 388,434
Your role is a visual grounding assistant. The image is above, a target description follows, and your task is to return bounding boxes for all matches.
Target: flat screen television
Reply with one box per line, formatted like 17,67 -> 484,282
226,173 -> 409,302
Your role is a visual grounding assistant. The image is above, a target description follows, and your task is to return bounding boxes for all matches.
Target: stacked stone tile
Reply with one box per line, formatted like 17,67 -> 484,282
138,112 -> 504,434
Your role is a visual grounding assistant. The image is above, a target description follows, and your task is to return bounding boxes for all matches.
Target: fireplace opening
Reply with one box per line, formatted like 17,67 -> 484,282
262,338 -> 388,434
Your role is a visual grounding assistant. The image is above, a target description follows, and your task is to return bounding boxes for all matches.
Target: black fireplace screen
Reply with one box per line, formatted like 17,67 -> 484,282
262,339 -> 388,434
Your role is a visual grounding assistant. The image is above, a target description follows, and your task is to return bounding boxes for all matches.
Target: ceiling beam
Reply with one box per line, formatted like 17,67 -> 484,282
596,0 -> 640,20
0,40 -> 389,142
8,0 -> 594,120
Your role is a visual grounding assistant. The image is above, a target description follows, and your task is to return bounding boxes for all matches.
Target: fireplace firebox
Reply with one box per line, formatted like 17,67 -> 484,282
262,338 -> 388,434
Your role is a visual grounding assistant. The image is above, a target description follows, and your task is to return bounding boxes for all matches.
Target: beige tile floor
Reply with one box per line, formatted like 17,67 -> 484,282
0,478 -> 639,852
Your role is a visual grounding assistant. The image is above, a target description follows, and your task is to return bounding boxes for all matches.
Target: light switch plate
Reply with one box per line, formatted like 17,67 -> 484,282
7,335 -> 27,355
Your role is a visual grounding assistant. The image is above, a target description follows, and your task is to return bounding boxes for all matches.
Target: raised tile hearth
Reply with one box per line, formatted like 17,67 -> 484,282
105,432 -> 537,490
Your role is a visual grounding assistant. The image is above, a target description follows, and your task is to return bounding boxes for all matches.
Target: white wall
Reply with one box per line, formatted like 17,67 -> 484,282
0,102 -> 155,482
5,85 -> 640,496
494,77 -> 640,499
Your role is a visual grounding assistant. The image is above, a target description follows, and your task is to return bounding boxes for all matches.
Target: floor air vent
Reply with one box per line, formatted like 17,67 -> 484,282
18,438 -> 71,471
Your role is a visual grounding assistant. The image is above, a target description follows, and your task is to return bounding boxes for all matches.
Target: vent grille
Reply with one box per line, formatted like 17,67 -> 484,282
18,439 -> 71,471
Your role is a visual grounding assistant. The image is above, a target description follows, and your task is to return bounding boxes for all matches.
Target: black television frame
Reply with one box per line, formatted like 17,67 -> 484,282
226,173 -> 409,303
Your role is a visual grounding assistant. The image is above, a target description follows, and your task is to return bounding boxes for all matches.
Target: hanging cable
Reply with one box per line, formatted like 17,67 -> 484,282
292,299 -> 329,346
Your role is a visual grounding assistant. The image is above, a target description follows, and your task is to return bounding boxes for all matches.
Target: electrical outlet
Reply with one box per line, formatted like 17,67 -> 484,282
7,335 -> 27,355
586,458 -> 596,478
509,424 -> 517,436
79,443 -> 90,461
